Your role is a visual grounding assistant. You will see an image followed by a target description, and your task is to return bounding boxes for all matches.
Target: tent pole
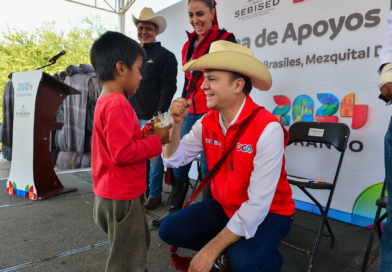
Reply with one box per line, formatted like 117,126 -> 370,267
118,13 -> 125,34
118,0 -> 126,34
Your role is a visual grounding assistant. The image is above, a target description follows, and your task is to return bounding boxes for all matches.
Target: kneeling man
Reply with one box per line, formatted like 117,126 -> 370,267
159,41 -> 295,272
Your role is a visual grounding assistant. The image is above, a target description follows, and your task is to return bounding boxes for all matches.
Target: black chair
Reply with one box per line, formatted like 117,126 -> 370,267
163,157 -> 203,205
361,180 -> 387,271
189,156 -> 203,194
282,122 -> 350,272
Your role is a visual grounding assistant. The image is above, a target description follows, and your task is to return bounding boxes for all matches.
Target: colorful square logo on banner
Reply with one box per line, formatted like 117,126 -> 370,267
273,93 -> 368,129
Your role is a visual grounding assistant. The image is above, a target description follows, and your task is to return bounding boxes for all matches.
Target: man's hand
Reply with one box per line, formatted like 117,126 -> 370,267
170,98 -> 192,124
188,247 -> 217,272
381,82 -> 392,100
163,98 -> 190,158
379,63 -> 392,100
153,124 -> 173,145
188,227 -> 241,272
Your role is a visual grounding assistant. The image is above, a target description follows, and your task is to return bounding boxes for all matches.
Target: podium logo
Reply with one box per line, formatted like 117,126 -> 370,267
16,82 -> 33,97
235,0 -> 280,21
16,105 -> 30,118
17,82 -> 33,92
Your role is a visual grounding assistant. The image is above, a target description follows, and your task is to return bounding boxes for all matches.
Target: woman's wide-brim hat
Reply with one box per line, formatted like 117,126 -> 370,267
183,41 -> 272,91
132,7 -> 167,34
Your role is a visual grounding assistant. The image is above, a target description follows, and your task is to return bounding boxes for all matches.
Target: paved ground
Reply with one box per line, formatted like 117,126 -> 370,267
0,169 -> 382,272
0,159 -> 11,179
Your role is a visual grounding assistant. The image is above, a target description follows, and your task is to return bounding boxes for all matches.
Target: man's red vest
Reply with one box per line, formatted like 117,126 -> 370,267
182,24 -> 234,115
201,96 -> 296,218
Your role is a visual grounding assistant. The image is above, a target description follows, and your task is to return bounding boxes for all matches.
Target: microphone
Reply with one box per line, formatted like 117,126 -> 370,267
49,50 -> 66,63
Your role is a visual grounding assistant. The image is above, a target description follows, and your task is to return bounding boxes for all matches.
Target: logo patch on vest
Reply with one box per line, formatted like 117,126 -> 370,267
205,138 -> 221,146
236,143 -> 253,154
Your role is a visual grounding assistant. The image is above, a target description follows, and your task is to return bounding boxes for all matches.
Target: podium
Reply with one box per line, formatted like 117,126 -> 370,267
6,70 -> 81,200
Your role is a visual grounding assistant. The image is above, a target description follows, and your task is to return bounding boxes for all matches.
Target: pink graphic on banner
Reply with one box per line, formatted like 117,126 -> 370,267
352,105 -> 368,129
339,93 -> 368,129
316,116 -> 338,123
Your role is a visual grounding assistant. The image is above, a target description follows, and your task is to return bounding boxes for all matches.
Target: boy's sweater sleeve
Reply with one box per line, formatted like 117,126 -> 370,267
105,105 -> 162,165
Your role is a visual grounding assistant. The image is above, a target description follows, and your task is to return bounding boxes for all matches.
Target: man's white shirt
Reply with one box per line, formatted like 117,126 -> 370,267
163,98 -> 286,239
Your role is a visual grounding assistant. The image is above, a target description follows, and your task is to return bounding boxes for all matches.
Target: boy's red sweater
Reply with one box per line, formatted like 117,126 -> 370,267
92,92 -> 162,200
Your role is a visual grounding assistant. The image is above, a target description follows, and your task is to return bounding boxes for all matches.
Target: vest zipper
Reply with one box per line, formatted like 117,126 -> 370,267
223,142 -> 228,211
222,135 -> 227,189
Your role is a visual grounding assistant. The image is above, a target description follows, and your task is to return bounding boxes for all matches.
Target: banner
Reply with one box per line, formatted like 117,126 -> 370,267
158,0 -> 392,227
7,70 -> 42,200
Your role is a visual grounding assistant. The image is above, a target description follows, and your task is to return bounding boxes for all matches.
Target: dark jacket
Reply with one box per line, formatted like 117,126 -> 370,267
128,42 -> 178,120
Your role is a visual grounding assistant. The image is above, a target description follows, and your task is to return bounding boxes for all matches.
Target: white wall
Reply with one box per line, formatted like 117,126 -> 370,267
157,0 -> 392,224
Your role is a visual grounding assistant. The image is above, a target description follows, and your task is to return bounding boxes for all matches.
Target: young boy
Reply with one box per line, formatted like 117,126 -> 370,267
90,31 -> 172,272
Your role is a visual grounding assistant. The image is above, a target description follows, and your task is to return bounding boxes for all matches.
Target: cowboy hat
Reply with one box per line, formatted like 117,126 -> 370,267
132,7 -> 167,35
183,41 -> 272,91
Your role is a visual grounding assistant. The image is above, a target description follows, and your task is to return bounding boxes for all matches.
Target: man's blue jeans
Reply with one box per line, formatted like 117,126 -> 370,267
139,119 -> 164,198
173,113 -> 209,182
380,117 -> 392,271
159,199 -> 293,272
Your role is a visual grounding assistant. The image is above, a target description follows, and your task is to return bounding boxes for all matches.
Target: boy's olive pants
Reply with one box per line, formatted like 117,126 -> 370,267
93,195 -> 150,272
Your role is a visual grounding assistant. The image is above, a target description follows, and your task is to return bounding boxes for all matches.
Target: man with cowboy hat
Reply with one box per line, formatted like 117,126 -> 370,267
128,7 -> 178,210
158,41 -> 295,272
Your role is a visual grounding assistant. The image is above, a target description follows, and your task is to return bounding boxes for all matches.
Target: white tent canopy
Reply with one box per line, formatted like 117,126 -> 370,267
65,0 -> 137,33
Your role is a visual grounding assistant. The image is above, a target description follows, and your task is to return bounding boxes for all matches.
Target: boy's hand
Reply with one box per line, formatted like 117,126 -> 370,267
153,124 -> 173,145
170,98 -> 192,124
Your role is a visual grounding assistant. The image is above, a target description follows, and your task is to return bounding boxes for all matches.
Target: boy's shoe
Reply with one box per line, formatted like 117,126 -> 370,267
150,209 -> 175,226
144,196 -> 162,210
210,255 -> 233,272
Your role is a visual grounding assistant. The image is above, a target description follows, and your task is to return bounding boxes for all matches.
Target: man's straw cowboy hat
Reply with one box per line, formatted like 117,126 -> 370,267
183,41 -> 272,91
132,7 -> 167,34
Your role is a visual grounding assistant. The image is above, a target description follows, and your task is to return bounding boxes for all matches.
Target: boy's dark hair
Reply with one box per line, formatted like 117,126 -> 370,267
230,72 -> 253,95
188,0 -> 214,10
90,31 -> 146,82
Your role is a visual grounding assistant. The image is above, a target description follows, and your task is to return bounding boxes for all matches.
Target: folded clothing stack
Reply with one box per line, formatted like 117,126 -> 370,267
54,64 -> 102,170
1,73 -> 14,161
79,64 -> 95,75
